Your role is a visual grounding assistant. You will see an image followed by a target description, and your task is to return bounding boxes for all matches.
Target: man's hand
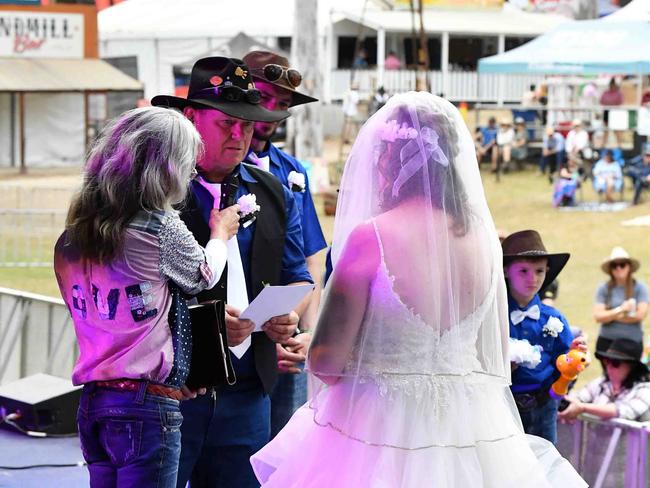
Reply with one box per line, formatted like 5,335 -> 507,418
276,338 -> 307,374
262,311 -> 299,343
225,304 -> 255,346
179,385 -> 207,401
209,204 -> 240,242
570,336 -> 588,353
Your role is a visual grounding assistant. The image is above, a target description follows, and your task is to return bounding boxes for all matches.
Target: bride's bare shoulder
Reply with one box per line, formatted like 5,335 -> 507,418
337,221 -> 381,278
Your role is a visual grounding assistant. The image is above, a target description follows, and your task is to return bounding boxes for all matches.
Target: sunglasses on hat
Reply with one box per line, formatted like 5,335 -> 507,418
195,85 -> 261,104
253,64 -> 302,88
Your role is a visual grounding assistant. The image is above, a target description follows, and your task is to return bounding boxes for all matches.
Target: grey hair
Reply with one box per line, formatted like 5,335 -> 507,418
65,106 -> 203,262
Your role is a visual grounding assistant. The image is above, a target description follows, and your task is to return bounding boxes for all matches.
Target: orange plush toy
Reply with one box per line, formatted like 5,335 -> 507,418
549,349 -> 588,400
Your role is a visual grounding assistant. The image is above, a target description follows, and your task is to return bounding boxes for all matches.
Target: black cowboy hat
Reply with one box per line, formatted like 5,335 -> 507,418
151,57 -> 288,123
502,229 -> 570,293
595,338 -> 647,371
242,50 -> 318,107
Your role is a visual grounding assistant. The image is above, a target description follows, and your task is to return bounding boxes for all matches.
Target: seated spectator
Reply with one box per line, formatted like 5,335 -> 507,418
558,338 -> 650,422
496,118 -> 515,172
553,158 -> 580,207
511,117 -> 529,168
476,117 -> 498,172
593,150 -> 623,202
565,119 -> 591,165
384,51 -> 402,70
626,143 -> 650,205
540,126 -> 565,182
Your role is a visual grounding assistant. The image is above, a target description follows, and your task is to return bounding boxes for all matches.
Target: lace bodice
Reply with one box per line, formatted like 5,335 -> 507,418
344,221 -> 496,383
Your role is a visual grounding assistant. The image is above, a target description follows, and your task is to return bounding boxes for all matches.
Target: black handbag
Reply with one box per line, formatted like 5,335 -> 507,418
185,300 -> 237,389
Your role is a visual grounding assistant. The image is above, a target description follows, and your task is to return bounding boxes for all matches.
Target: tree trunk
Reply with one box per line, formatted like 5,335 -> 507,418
288,0 -> 323,162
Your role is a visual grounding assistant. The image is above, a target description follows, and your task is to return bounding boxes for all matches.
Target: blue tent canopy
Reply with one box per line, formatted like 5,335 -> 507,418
478,20 -> 650,75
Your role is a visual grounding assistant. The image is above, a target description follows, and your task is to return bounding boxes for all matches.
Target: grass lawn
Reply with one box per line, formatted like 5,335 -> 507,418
2,164 -> 650,385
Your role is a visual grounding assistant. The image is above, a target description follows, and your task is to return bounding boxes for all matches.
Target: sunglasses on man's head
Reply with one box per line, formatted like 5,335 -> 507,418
610,261 -> 629,270
254,64 -> 302,88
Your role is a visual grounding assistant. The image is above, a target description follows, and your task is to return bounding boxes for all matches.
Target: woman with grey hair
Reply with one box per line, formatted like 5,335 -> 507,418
54,106 -> 241,487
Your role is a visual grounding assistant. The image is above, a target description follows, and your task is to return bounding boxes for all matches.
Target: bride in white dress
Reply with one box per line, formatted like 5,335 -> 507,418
251,92 -> 586,487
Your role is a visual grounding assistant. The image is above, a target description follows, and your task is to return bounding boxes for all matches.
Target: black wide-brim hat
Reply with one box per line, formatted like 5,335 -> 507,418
151,57 -> 289,123
595,338 -> 647,370
243,50 -> 318,107
502,229 -> 570,293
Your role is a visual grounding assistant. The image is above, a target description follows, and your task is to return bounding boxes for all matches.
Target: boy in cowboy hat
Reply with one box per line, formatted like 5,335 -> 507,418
242,50 -> 327,437
503,230 -> 584,444
152,57 -> 313,488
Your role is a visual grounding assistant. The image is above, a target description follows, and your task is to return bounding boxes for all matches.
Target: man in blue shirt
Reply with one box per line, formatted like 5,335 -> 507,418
627,144 -> 650,205
476,116 -> 498,172
153,57 -> 313,488
243,50 -> 327,437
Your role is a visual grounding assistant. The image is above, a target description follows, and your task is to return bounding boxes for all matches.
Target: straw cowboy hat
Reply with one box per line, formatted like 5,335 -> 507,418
502,230 -> 570,293
151,56 -> 288,122
601,246 -> 640,274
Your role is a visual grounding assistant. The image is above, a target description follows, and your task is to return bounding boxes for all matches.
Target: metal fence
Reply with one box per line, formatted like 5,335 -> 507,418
557,415 -> 650,488
0,185 -> 69,267
0,287 -> 77,385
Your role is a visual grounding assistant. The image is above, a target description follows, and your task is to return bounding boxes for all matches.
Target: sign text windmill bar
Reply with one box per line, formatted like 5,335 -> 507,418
0,11 -> 84,58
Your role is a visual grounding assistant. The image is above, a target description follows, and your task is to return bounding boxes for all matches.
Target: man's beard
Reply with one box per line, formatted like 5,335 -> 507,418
253,124 -> 276,145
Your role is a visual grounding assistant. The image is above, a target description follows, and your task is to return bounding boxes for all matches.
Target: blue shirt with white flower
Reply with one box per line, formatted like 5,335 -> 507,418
509,294 -> 574,393
247,143 -> 327,258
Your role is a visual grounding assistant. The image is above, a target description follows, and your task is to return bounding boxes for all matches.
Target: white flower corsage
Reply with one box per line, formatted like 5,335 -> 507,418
237,193 -> 260,228
508,338 -> 543,369
379,119 -> 418,143
542,316 -> 564,338
287,171 -> 306,193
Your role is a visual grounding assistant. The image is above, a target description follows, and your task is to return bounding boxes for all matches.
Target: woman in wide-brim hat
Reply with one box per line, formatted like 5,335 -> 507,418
559,337 -> 650,423
593,246 -> 648,356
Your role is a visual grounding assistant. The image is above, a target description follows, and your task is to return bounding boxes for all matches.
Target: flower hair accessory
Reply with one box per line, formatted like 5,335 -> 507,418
237,193 -> 260,228
379,119 -> 418,142
542,316 -> 564,338
392,126 -> 450,197
287,171 -> 306,193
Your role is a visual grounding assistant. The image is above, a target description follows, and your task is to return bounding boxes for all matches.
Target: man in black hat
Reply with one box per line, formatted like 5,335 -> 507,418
242,50 -> 327,438
152,56 -> 313,488
502,230 -> 584,444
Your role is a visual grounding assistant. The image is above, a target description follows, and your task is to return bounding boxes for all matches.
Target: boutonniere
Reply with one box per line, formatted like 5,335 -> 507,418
542,316 -> 564,338
287,171 -> 306,193
237,193 -> 260,228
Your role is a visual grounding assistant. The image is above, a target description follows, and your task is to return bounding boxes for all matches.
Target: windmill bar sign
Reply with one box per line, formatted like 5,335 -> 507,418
0,11 -> 84,58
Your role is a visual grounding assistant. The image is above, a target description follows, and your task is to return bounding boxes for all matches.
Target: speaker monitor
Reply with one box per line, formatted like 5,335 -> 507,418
0,373 -> 81,435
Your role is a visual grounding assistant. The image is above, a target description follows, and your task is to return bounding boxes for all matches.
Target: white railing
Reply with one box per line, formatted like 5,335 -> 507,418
557,415 -> 650,488
330,69 -> 545,103
0,287 -> 76,385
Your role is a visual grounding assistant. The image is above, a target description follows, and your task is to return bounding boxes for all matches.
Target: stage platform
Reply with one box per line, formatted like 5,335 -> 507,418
0,428 -> 87,488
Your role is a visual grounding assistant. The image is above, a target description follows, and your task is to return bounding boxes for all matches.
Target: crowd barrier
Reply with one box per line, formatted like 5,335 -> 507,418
0,287 -> 76,385
557,414 -> 650,488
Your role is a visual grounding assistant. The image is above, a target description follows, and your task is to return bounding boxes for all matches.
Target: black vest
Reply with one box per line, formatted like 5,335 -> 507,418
180,164 -> 286,394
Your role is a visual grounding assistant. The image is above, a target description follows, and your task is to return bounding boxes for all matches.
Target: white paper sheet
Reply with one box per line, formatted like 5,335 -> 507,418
240,284 -> 315,332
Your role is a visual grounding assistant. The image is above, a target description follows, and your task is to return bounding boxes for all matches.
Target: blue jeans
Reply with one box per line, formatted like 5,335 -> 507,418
177,380 -> 270,488
517,397 -> 559,444
77,383 -> 183,488
270,369 -> 307,438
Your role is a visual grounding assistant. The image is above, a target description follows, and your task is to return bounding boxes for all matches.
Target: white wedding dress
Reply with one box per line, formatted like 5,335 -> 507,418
252,92 -> 585,487
251,224 -> 586,488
